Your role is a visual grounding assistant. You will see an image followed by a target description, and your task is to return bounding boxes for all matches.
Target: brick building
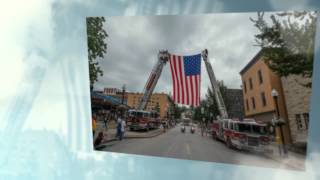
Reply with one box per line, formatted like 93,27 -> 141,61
104,88 -> 121,95
240,50 -> 291,143
127,92 -> 174,118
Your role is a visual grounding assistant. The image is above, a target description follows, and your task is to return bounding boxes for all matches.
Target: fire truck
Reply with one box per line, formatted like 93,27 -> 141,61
211,119 -> 270,151
200,49 -> 271,151
126,51 -> 169,131
127,110 -> 161,131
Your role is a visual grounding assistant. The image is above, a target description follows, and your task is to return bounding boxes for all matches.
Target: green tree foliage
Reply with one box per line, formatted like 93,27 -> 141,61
86,17 -> 108,90
250,11 -> 316,87
172,104 -> 187,119
193,81 -> 229,122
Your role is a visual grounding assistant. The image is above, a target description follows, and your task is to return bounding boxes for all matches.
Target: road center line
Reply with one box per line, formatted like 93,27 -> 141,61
186,143 -> 191,155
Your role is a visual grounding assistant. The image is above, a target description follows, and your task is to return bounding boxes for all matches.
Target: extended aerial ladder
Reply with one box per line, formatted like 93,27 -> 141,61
137,49 -> 228,120
137,50 -> 169,110
201,49 -> 228,119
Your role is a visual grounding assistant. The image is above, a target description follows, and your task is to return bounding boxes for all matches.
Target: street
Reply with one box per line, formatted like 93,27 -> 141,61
101,124 -> 302,170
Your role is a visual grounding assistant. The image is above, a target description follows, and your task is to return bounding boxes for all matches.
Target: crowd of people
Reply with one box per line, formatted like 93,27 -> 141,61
92,110 -> 127,148
91,110 -> 176,149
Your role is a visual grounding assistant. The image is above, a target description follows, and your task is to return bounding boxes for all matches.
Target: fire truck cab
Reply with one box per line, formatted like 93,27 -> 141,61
127,109 -> 160,131
212,119 -> 270,152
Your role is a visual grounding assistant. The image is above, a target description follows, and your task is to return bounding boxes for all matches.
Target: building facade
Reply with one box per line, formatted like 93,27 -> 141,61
281,75 -> 311,145
104,88 -> 121,95
240,50 -> 291,143
127,92 -> 173,118
225,89 -> 245,119
103,87 -> 127,104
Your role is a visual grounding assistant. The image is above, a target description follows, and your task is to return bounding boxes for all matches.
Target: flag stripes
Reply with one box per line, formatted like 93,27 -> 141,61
169,54 -> 201,107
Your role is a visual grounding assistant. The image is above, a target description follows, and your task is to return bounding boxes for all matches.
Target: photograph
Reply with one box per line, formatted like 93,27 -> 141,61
86,11 -> 316,171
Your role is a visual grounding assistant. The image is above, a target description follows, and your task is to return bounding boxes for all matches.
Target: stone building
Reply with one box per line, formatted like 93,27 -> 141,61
281,75 -> 311,145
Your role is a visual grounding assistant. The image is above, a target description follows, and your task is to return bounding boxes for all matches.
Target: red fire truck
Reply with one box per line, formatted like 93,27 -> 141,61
211,119 -> 270,151
127,109 -> 160,131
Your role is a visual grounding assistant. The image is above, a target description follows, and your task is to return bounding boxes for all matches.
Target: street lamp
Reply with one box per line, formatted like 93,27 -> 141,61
271,89 -> 280,118
122,84 -> 126,105
271,88 -> 288,155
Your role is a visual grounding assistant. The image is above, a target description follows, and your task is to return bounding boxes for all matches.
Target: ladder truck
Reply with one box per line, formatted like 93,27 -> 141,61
201,49 -> 228,120
203,50 -> 271,151
127,51 -> 169,131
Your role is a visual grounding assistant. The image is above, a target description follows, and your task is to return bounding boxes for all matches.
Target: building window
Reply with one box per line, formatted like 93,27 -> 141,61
249,78 -> 253,90
296,114 -> 303,130
246,99 -> 249,111
243,81 -> 247,93
258,70 -> 263,84
261,92 -> 267,107
303,113 -> 309,129
251,97 -> 256,109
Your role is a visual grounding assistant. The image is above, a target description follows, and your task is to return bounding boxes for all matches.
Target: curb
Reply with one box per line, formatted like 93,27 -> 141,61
262,151 -> 304,170
96,129 -> 164,147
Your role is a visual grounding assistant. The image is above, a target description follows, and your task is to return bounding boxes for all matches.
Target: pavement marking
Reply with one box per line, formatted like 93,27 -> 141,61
186,143 -> 191,155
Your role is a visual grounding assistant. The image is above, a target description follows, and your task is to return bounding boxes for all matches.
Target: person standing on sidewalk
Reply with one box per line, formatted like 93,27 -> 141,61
103,115 -> 108,130
94,131 -> 104,148
116,115 -> 122,138
92,114 -> 97,137
119,117 -> 126,141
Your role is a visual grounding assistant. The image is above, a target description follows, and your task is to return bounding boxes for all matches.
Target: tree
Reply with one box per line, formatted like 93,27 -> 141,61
250,11 -> 316,87
205,81 -> 229,120
192,81 -> 229,122
86,17 -> 108,91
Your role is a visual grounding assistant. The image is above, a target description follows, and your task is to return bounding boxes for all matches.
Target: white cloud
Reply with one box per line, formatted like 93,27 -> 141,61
96,13 -> 262,99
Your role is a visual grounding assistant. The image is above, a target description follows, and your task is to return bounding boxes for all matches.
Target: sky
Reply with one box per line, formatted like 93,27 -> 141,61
1,1 -> 319,179
93,12 -> 263,98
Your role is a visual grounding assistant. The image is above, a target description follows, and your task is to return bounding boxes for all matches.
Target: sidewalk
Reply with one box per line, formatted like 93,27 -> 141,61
264,142 -> 306,170
94,121 -> 165,149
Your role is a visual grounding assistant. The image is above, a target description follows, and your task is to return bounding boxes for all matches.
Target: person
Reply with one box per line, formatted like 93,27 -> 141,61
116,115 -> 122,138
103,115 -> 108,130
92,114 -> 97,137
160,123 -> 164,133
94,131 -> 104,148
200,122 -> 205,136
119,117 -> 126,141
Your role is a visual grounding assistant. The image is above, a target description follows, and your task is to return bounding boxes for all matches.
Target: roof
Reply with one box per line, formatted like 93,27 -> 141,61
239,49 -> 264,75
92,92 -> 129,107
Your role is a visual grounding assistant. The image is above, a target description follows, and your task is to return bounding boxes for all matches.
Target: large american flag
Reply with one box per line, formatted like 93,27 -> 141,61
169,53 -> 201,107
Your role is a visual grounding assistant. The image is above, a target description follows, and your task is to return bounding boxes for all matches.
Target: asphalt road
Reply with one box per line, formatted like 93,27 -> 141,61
102,124 -> 299,170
